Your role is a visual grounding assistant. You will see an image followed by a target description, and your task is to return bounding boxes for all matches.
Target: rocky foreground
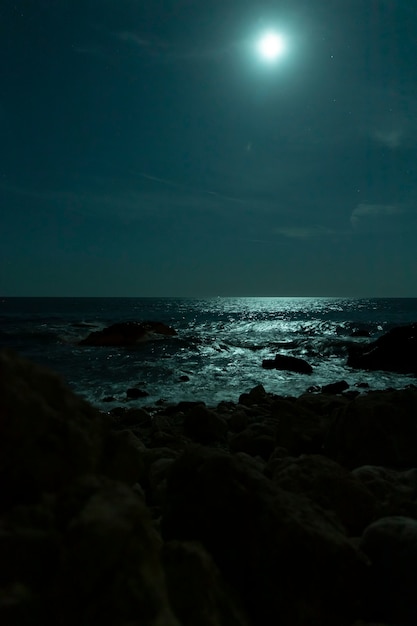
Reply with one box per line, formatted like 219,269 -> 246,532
1,350 -> 417,625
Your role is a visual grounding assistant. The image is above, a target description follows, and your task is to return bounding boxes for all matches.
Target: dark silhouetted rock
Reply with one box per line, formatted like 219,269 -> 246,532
56,476 -> 180,626
269,454 -> 378,535
347,323 -> 417,374
272,395 -> 336,455
322,380 -> 350,394
162,446 -> 367,626
360,516 -> 417,625
79,320 -> 177,346
262,354 -> 313,374
0,350 -> 105,509
324,388 -> 417,468
238,384 -> 269,406
352,466 -> 417,519
163,540 -> 251,626
183,405 -> 228,444
126,387 -> 149,399
229,423 -> 276,461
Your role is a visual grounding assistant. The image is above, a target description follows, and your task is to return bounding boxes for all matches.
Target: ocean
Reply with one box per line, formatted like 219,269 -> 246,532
1,297 -> 416,409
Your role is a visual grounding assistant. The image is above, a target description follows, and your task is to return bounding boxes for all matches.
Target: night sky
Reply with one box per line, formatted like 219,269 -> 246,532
1,0 -> 417,296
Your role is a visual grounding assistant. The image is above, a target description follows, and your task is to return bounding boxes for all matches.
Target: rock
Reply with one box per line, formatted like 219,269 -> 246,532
0,350 -> 105,509
116,407 -> 152,428
57,476 -> 180,625
352,466 -> 417,519
163,540 -> 250,626
178,374 -> 190,382
324,388 -> 417,468
238,384 -> 269,406
183,405 -> 228,444
269,454 -> 378,535
126,387 -> 149,399
360,516 -> 417,624
271,395 -> 335,455
347,323 -> 417,374
164,400 -> 206,415
322,380 -> 349,394
100,429 -> 146,485
262,354 -> 313,374
226,409 -> 249,433
79,320 -> 177,346
162,446 -> 367,626
229,423 -> 276,461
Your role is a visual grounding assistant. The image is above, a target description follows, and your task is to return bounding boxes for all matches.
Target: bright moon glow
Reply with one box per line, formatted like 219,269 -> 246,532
257,31 -> 286,61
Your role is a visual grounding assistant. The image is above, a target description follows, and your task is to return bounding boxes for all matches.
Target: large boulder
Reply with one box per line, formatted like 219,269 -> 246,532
360,516 -> 417,625
162,446 -> 367,626
183,405 -> 228,444
271,395 -> 337,455
54,476 -> 180,626
0,350 -> 105,509
352,466 -> 417,519
347,323 -> 417,374
79,320 -> 177,346
163,540 -> 250,626
324,388 -> 417,469
269,454 -> 378,535
262,354 -> 313,374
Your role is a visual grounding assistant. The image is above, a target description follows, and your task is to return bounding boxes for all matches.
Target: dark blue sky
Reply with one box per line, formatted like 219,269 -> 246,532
1,0 -> 417,296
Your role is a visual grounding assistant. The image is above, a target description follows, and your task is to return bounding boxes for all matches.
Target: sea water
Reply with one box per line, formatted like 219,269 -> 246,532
1,297 -> 416,409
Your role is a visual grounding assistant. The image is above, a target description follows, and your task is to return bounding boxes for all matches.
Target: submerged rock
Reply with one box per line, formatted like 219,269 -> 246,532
79,320 -> 177,346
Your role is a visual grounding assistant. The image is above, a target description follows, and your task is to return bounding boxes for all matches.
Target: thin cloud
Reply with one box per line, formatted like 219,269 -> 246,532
275,226 -> 338,239
373,128 -> 403,149
351,203 -> 404,227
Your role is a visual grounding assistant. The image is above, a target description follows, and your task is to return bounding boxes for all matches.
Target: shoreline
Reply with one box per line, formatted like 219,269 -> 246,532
2,348 -> 417,625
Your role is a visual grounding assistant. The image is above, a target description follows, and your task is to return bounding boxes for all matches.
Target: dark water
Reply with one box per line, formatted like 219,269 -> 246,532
1,297 -> 416,408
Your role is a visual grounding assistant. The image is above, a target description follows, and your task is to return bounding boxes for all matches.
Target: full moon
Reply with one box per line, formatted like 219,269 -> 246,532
256,31 -> 286,61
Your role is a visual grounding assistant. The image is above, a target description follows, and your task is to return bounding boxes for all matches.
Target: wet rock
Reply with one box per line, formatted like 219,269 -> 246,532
360,516 -> 417,625
163,446 -> 367,626
269,454 -> 378,535
163,540 -> 250,626
238,384 -> 269,406
183,405 -> 228,444
324,388 -> 417,468
79,320 -> 177,346
262,354 -> 313,374
0,350 -> 104,509
347,323 -> 417,374
126,387 -> 149,399
322,380 -> 349,394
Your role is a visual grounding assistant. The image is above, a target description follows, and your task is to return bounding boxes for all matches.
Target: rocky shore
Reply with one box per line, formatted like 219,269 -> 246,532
1,348 -> 417,625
